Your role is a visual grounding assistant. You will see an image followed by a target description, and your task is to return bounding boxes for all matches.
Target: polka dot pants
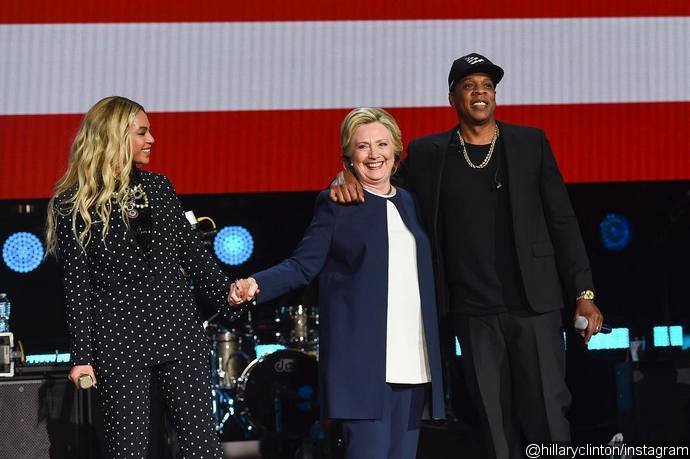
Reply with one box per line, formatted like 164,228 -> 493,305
97,357 -> 222,458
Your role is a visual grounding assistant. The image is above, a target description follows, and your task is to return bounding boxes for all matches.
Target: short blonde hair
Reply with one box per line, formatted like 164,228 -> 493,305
340,108 -> 402,165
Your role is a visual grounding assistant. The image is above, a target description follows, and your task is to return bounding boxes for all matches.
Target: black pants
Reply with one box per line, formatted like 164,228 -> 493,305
97,356 -> 222,459
455,310 -> 571,459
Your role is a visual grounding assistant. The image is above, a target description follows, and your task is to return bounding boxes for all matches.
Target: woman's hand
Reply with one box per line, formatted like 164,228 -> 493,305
68,364 -> 97,389
228,277 -> 260,305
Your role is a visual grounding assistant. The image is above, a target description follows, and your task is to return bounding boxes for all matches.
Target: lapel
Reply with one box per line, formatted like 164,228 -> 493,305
137,170 -> 160,258
498,121 -> 521,227
429,128 -> 455,233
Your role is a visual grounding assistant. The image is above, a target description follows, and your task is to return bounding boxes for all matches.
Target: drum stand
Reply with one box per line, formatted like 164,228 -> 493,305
206,305 -> 340,457
205,312 -> 256,441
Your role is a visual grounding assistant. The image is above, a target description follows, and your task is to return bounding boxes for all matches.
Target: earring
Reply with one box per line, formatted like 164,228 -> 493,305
349,162 -> 353,167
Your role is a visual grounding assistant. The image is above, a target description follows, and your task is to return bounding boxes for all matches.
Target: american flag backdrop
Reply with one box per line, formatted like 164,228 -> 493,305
1,1 -> 689,199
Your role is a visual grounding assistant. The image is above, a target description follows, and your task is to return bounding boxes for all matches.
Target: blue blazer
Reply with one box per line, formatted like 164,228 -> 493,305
253,188 -> 445,420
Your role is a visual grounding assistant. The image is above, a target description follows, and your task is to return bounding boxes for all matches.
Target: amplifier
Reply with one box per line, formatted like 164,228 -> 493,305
1,365 -> 192,459
0,371 -> 103,459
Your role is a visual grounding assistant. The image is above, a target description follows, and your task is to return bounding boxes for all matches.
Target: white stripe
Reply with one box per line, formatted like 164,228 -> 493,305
1,17 -> 689,115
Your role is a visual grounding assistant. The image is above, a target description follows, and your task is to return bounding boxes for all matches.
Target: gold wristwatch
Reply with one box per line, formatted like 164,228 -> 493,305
576,290 -> 595,301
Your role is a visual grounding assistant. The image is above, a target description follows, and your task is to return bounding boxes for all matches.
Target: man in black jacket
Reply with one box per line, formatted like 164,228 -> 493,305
331,53 -> 604,458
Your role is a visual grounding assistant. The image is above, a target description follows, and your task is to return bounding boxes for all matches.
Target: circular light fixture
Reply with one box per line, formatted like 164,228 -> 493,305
213,226 -> 254,266
599,213 -> 632,251
3,232 -> 44,273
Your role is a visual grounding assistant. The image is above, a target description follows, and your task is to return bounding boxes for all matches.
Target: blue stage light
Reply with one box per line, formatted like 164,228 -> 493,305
599,213 -> 632,251
2,232 -> 44,273
588,327 -> 630,350
653,325 -> 683,347
213,226 -> 254,266
25,353 -> 71,364
254,344 -> 286,359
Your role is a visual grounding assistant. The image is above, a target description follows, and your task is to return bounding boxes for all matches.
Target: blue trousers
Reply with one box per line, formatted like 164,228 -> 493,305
341,383 -> 427,459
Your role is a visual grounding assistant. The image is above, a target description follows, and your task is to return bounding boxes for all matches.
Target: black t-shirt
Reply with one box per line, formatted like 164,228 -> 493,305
440,132 -> 529,315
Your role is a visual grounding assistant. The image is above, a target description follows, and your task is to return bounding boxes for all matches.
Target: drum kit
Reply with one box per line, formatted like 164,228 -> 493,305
207,305 -> 321,443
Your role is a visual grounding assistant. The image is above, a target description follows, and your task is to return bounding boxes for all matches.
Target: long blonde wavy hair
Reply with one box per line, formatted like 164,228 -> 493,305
46,96 -> 144,255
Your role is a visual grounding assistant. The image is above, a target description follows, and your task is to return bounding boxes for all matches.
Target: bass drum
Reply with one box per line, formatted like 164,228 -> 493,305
236,349 -> 319,438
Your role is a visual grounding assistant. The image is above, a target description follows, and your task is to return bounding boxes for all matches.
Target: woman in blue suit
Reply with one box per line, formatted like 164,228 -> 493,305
230,108 -> 444,458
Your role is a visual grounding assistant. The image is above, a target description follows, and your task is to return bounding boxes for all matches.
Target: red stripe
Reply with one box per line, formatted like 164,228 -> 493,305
2,102 -> 690,199
2,0 -> 689,24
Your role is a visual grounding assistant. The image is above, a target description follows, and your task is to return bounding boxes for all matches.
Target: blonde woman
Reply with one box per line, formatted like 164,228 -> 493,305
46,96 -> 227,458
230,108 -> 445,459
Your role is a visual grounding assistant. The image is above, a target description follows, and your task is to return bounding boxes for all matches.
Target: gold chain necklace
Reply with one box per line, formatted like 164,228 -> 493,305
457,126 -> 499,169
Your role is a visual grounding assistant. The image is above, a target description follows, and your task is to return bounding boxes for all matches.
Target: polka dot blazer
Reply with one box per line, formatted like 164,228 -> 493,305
54,171 -> 230,378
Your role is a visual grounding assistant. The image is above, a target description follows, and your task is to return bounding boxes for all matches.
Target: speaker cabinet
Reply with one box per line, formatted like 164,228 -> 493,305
0,371 -> 102,459
0,367 -> 202,458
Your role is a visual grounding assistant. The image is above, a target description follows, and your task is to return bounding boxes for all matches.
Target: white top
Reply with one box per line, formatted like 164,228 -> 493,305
370,189 -> 430,384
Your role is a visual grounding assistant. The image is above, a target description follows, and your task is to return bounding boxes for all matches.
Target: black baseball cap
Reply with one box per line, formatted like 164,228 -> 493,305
448,53 -> 504,91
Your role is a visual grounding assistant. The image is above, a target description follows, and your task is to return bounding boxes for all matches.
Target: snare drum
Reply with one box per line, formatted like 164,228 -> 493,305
236,349 -> 319,438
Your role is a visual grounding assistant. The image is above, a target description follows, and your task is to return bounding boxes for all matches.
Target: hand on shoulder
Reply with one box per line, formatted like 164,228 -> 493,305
329,169 -> 364,204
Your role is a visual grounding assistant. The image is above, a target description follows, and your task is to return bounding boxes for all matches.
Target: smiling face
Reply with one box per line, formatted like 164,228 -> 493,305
348,121 -> 396,192
130,110 -> 154,166
449,72 -> 496,127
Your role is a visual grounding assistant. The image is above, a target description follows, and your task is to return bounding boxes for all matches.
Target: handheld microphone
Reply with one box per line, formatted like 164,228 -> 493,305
574,316 -> 612,334
78,374 -> 94,389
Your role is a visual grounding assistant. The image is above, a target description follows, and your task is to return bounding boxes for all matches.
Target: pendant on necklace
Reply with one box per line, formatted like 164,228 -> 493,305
127,208 -> 139,218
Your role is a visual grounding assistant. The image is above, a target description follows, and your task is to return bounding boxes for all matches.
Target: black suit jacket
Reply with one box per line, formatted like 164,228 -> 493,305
55,171 -> 229,377
399,121 -> 593,318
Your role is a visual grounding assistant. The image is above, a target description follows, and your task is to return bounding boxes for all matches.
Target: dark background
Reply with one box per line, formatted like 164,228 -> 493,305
2,180 -> 690,443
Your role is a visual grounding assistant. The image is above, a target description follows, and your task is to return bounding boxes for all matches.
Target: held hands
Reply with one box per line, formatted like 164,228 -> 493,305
329,169 -> 364,204
228,277 -> 260,305
68,364 -> 97,389
574,299 -> 604,344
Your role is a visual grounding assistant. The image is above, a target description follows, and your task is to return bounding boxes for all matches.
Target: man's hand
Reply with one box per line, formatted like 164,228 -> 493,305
68,364 -> 97,389
228,278 -> 260,304
329,169 -> 364,204
574,299 -> 604,344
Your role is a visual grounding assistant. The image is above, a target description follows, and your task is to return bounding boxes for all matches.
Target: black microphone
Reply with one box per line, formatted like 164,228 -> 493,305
574,316 -> 612,334
197,229 -> 218,239
185,211 -> 217,240
491,159 -> 503,191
